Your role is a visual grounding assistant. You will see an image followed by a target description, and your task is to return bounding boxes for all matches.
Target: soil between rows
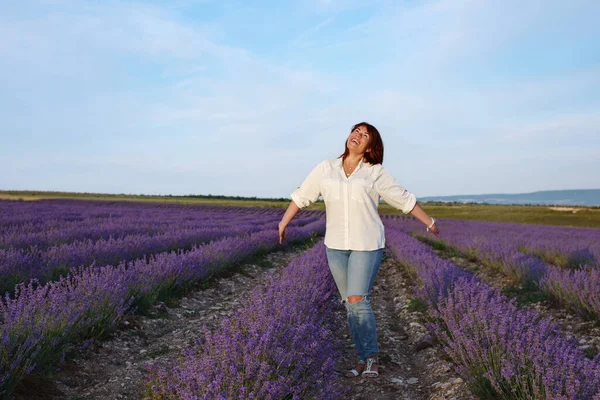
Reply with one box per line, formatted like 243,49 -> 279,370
14,245 -> 475,400
337,253 -> 475,400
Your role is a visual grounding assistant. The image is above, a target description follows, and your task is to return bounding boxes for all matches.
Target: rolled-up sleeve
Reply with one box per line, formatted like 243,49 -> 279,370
290,161 -> 325,208
374,168 -> 417,214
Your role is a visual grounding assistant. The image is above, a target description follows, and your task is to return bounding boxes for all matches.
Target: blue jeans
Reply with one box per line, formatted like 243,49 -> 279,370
325,246 -> 383,361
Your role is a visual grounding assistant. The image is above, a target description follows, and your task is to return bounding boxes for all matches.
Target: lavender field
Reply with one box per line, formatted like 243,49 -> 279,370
1,199 -> 600,399
0,199 -> 325,398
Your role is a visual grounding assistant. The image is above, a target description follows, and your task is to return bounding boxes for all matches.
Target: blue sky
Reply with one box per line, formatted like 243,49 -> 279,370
2,0 -> 599,198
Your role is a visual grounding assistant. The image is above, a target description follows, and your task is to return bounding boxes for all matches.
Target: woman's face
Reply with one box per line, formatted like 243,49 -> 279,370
346,125 -> 370,155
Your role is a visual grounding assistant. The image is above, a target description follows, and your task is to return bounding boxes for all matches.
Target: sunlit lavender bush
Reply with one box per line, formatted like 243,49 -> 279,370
540,265 -> 600,321
0,265 -> 132,395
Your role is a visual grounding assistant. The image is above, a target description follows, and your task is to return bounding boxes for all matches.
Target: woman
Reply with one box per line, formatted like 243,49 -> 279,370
278,122 -> 439,378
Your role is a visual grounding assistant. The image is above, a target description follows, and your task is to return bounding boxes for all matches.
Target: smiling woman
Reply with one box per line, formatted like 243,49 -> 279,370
277,121 -> 439,380
341,124 -> 385,177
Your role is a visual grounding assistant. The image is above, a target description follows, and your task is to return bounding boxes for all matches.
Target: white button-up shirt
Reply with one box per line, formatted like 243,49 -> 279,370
291,158 -> 416,251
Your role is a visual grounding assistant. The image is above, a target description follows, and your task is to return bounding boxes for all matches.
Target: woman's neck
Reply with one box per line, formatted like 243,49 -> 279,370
344,154 -> 363,165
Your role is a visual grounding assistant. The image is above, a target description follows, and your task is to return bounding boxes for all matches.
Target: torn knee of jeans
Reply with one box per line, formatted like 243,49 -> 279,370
347,295 -> 365,304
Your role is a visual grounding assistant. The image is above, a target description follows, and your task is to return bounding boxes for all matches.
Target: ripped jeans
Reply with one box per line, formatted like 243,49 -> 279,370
325,246 -> 383,361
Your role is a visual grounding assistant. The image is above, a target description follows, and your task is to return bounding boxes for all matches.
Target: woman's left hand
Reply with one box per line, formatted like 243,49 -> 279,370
429,223 -> 439,236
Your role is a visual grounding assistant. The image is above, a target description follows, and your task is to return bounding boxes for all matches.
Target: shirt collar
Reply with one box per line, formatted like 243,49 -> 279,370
336,158 -> 365,167
336,157 -> 366,177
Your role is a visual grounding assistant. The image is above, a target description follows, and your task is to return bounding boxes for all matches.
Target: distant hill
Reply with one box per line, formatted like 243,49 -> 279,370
420,189 -> 600,206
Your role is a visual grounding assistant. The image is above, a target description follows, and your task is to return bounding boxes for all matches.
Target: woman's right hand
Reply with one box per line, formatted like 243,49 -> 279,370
278,222 -> 287,244
278,201 -> 300,244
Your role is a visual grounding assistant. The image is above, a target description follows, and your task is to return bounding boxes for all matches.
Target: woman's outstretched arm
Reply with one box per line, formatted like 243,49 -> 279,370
409,202 -> 439,235
278,201 -> 300,243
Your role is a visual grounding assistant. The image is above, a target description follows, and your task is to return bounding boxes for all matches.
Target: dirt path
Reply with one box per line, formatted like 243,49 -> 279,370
335,253 -> 476,400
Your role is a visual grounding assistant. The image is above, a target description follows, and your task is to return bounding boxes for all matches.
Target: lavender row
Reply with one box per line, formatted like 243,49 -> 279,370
541,267 -> 600,321
2,213 -> 319,251
389,216 -> 599,269
386,218 -> 549,283
0,218 -> 326,398
0,216 -> 312,295
0,199 -> 302,232
146,241 -> 346,400
0,206 -> 294,237
1,219 -> 168,249
387,218 -> 600,321
0,213 -> 287,251
0,200 -> 167,228
385,227 -> 600,399
0,204 -> 303,250
0,226 -> 245,294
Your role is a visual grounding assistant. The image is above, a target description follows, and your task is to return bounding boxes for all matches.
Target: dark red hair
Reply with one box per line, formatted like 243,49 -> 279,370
340,122 -> 384,165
